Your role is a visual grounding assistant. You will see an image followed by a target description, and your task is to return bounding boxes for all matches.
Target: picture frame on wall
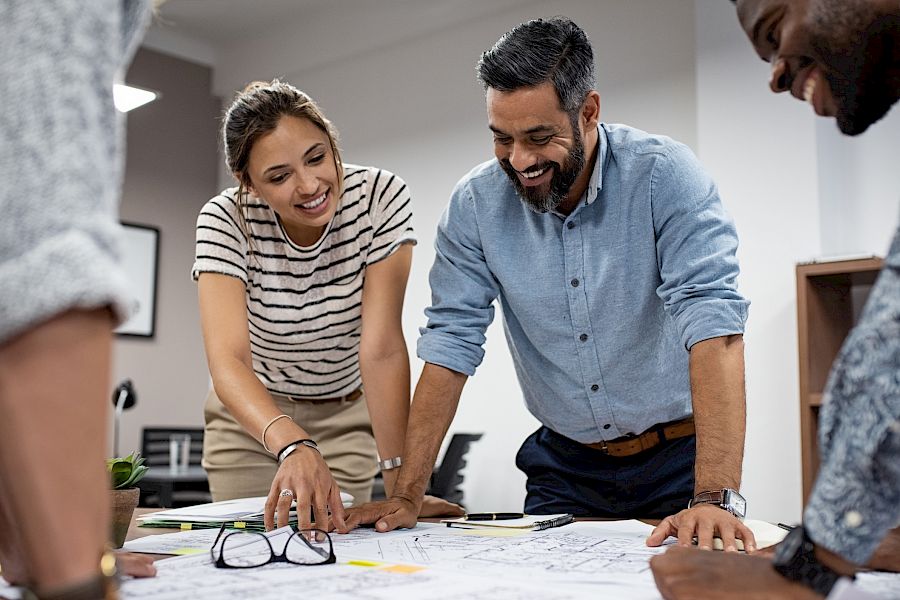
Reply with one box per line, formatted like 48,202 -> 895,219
115,222 -> 160,338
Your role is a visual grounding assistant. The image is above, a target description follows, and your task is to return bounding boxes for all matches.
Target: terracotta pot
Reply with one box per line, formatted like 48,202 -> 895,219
110,487 -> 140,549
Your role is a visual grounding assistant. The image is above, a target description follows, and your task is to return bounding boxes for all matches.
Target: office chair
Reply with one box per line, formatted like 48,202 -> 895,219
426,433 -> 483,507
139,427 -> 211,507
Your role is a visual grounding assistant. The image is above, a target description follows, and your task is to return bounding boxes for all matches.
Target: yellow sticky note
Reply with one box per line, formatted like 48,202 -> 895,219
180,523 -> 192,531
381,565 -> 426,574
348,560 -> 382,567
172,548 -> 206,556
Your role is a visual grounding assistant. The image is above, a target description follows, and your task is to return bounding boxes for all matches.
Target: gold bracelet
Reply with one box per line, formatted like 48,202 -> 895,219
261,414 -> 292,454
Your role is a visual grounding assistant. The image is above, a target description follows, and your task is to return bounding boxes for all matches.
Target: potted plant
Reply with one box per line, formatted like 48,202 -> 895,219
108,451 -> 149,548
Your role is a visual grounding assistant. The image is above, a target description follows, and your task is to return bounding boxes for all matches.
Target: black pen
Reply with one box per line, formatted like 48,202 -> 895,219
462,512 -> 525,521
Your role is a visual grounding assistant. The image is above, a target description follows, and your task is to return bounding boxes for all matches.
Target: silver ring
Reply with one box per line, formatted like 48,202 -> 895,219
279,488 -> 294,498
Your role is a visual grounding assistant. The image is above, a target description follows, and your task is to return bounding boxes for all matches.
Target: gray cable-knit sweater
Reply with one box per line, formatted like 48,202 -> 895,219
0,0 -> 150,343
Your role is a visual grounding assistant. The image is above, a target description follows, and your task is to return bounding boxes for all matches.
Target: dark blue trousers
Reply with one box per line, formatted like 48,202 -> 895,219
515,426 -> 695,519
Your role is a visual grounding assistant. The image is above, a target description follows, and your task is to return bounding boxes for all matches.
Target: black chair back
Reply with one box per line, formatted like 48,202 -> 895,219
140,427 -> 204,467
427,433 -> 483,507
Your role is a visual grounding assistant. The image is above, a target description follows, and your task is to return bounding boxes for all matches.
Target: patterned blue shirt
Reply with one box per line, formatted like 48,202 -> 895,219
805,225 -> 900,564
417,124 -> 749,443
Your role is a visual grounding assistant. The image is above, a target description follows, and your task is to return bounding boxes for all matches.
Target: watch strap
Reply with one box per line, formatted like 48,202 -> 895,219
689,488 -> 746,519
774,526 -> 845,597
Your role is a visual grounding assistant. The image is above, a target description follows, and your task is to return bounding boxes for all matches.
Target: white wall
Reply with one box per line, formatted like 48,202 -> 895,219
695,0 -> 823,523
196,0 -> 698,511
816,110 -> 900,257
112,49 -> 221,460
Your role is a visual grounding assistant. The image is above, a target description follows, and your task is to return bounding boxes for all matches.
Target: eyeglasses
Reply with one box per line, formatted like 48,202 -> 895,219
210,523 -> 336,569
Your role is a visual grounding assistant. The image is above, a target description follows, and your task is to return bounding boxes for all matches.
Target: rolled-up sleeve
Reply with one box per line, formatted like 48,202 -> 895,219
417,181 -> 500,376
651,142 -> 749,349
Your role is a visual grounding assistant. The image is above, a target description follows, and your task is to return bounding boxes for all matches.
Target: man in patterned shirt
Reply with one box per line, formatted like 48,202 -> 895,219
651,1 -> 900,599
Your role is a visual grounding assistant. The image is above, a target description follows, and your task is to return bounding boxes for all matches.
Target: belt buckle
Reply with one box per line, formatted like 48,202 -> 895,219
598,440 -> 609,455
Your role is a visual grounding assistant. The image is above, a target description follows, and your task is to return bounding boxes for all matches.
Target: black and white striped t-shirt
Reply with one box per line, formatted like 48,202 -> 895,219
192,164 -> 415,399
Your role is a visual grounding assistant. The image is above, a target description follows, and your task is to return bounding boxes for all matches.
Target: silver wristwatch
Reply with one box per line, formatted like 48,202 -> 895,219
688,488 -> 747,519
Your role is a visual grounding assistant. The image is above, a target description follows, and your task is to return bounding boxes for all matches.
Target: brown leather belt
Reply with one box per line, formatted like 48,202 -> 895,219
284,387 -> 363,404
584,417 -> 695,457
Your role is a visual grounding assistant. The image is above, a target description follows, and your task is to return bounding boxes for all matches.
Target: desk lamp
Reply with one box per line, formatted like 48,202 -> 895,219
111,379 -> 137,457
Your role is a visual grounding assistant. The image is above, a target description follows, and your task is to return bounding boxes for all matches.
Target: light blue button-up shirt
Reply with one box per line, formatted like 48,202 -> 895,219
417,124 -> 749,443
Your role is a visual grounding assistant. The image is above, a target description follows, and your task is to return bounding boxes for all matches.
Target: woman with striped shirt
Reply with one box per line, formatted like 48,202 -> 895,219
192,80 -> 461,530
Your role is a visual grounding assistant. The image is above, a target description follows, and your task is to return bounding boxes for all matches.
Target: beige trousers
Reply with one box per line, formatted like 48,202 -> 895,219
202,388 -> 377,505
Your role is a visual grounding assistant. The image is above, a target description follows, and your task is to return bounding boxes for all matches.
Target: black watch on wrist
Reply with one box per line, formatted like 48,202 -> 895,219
688,488 -> 747,519
773,525 -> 847,597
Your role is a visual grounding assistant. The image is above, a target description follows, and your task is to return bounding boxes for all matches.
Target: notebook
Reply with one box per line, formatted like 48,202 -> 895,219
442,513 -> 574,531
137,494 -> 354,531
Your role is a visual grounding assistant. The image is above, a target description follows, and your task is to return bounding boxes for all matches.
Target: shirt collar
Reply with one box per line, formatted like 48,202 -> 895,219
551,124 -> 605,217
582,124 -> 605,206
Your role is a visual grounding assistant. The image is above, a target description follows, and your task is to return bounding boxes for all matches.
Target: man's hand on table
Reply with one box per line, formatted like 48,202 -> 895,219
867,527 -> 900,572
650,546 -> 822,600
340,494 -> 463,533
418,495 -> 465,519
646,504 -> 757,553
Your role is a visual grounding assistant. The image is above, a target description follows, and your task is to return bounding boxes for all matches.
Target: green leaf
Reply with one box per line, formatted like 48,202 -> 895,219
107,451 -> 149,489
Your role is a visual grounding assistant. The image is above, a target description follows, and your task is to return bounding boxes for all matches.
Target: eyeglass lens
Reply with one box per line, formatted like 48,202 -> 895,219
219,529 -> 332,567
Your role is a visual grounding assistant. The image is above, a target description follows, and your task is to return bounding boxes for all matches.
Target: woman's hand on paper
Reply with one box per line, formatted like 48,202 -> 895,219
645,504 -> 757,553
264,446 -> 346,532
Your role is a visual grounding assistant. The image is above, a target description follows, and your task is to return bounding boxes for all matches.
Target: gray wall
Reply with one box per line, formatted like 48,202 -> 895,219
110,49 -> 220,457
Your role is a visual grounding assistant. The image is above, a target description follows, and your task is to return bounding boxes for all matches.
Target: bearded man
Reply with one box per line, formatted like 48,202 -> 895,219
347,16 -> 754,551
650,2 -> 900,599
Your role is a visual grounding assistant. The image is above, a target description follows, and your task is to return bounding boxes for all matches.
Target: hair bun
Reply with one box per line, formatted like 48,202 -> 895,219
242,80 -> 272,94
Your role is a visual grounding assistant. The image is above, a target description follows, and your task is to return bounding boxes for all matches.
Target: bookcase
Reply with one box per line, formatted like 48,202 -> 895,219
795,257 -> 883,504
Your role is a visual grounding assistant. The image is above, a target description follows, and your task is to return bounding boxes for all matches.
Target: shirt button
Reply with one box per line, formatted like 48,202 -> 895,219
579,333 -> 588,342
567,221 -> 575,229
844,511 -> 863,528
571,278 -> 580,287
603,424 -> 611,430
591,384 -> 599,392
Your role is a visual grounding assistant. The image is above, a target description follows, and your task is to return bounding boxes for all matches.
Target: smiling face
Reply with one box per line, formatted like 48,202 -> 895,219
736,0 -> 898,135
487,82 -> 597,214
244,115 -> 340,246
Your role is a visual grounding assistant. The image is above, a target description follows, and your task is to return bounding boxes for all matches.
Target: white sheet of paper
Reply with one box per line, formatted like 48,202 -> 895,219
123,528 -> 224,555
138,493 -> 354,523
119,524 -> 664,600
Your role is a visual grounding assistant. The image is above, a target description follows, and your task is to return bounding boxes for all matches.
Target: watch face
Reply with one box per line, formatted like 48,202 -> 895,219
724,489 -> 746,517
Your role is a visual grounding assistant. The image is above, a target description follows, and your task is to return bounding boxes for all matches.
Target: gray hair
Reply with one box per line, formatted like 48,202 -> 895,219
477,17 -> 596,120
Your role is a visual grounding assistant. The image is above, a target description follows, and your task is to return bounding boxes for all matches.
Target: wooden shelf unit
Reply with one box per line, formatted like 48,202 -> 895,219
795,257 -> 882,504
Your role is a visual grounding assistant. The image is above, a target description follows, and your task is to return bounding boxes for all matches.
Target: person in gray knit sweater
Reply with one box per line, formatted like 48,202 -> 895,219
0,2 -> 157,598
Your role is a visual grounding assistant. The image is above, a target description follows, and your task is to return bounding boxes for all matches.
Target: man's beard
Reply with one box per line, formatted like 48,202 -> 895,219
500,129 -> 586,214
811,3 -> 898,135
